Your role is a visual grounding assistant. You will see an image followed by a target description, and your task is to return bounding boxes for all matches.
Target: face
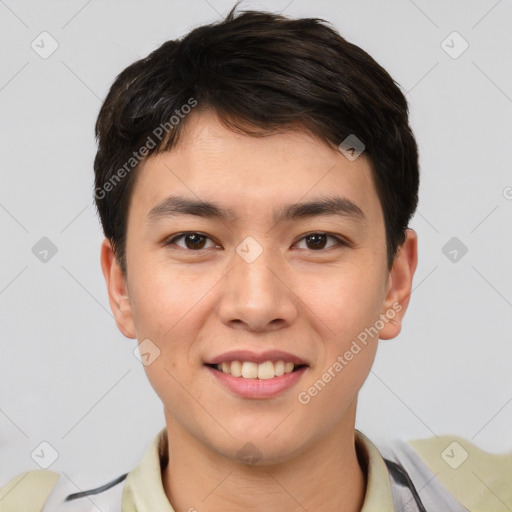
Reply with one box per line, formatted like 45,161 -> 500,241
101,109 -> 417,463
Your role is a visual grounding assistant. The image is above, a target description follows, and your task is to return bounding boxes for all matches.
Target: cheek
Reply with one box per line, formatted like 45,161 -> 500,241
128,263 -> 207,339
308,264 -> 385,342
293,265 -> 383,407
127,264 -> 218,396
132,270 -> 201,408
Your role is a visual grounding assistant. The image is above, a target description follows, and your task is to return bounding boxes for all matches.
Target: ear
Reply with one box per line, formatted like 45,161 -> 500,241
378,228 -> 418,340
100,238 -> 136,339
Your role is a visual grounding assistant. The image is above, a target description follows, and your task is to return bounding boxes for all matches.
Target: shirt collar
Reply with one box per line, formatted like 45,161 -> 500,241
122,426 -> 394,512
355,429 -> 395,511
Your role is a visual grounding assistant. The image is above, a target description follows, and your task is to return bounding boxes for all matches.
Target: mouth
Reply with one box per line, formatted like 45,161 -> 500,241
205,360 -> 308,380
204,349 -> 310,398
205,361 -> 308,399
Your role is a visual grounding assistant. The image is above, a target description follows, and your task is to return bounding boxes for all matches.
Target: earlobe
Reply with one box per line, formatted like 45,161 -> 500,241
378,229 -> 418,340
100,238 -> 137,339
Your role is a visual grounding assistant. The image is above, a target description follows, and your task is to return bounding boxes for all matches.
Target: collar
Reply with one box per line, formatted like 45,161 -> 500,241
121,426 -> 394,511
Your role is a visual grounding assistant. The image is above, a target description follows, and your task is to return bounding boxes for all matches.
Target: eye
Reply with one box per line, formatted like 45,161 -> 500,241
294,232 -> 347,251
165,232 -> 219,251
164,231 -> 348,252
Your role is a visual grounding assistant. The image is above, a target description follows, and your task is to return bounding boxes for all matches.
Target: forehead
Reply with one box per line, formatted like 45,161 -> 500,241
130,109 -> 383,228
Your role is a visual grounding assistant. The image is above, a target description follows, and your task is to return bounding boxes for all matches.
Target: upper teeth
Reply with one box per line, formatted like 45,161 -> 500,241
216,360 -> 296,379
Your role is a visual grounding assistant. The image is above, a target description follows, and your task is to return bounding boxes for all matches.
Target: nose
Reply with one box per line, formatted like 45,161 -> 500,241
217,244 -> 299,333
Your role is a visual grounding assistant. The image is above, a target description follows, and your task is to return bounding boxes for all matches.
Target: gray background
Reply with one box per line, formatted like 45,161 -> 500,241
1,0 -> 511,490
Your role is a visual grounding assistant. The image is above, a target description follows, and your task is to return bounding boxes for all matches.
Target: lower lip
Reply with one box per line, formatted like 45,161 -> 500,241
205,365 -> 308,399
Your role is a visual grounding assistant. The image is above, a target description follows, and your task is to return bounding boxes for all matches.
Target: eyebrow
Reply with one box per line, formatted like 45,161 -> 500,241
146,194 -> 366,225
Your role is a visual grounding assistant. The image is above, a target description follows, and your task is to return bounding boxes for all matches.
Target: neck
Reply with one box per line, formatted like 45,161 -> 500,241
161,405 -> 367,512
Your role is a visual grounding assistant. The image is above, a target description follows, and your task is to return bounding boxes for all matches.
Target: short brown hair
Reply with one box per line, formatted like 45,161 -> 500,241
93,4 -> 419,274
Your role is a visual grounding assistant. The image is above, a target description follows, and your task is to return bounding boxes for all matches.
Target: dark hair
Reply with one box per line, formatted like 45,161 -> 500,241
93,4 -> 419,274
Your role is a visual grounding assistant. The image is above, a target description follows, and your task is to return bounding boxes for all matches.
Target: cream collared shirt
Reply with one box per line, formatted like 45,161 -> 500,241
1,426 -> 511,511
120,427 -> 395,512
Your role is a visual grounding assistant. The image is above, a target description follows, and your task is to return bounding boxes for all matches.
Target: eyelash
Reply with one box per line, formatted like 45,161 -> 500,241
163,232 -> 349,252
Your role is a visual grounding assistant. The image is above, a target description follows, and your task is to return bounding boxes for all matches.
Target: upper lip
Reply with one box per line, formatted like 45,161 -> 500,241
205,349 -> 309,366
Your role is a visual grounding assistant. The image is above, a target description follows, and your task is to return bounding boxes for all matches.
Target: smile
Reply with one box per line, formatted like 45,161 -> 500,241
208,360 -> 306,379
205,362 -> 308,399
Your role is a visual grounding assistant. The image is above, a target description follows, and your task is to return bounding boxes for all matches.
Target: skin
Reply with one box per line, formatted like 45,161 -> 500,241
101,108 -> 418,512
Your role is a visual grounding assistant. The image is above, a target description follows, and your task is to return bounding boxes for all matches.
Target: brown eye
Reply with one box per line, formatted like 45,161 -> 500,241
183,234 -> 207,249
166,233 -> 216,250
306,234 -> 328,249
295,233 -> 346,251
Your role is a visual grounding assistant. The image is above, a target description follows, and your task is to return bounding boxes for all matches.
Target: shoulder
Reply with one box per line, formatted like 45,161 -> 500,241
380,433 -> 512,512
408,434 -> 511,512
0,470 -> 60,511
0,469 -> 128,512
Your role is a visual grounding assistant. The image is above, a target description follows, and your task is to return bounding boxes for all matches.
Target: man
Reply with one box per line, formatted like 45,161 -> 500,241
1,5 -> 510,512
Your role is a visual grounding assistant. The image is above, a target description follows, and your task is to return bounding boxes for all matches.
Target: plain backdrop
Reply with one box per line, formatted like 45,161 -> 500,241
1,0 -> 511,490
